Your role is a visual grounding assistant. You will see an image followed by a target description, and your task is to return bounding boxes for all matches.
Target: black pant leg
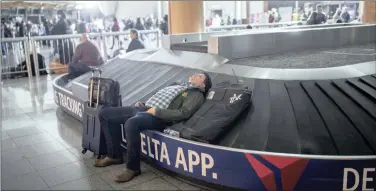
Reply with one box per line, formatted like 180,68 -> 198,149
99,106 -> 139,158
124,113 -> 166,171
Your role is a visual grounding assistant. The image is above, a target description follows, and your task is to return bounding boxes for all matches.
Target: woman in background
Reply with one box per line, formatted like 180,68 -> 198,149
110,17 -> 120,49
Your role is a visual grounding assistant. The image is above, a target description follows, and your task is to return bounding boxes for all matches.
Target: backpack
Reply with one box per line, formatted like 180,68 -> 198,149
165,82 -> 252,144
20,54 -> 48,76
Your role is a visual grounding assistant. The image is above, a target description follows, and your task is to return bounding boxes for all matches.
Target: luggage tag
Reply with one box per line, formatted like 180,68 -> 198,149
206,91 -> 215,100
207,89 -> 226,100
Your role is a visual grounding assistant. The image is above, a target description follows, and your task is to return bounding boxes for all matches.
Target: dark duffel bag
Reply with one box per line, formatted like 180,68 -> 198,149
19,53 -> 48,76
165,82 -> 252,144
82,68 -> 122,157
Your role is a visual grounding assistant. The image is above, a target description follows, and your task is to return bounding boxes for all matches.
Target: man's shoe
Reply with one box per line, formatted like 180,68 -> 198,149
93,156 -> 123,167
114,168 -> 141,183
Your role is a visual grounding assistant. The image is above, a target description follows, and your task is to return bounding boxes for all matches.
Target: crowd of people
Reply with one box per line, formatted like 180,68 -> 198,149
204,5 -> 357,27
303,5 -> 355,25
2,4 -> 359,40
1,10 -> 150,78
0,5 -> 361,67
1,10 -> 168,63
1,11 -> 169,40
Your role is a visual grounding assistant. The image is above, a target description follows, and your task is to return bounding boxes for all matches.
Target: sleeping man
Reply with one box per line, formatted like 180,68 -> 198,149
94,72 -> 212,183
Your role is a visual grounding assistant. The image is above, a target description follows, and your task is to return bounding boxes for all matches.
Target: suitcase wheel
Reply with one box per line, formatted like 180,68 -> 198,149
82,148 -> 87,154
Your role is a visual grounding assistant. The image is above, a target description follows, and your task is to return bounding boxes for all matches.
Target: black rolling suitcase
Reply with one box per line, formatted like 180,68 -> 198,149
82,68 -> 122,158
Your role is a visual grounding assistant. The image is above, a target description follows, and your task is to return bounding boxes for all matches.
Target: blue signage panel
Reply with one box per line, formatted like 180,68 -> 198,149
121,129 -> 376,191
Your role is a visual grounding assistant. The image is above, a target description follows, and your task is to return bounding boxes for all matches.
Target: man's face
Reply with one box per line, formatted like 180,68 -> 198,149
317,6 -> 323,13
130,32 -> 136,39
189,73 -> 206,88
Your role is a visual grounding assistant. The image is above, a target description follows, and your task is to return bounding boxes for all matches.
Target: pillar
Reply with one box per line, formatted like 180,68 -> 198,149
362,0 -> 376,23
163,1 -> 169,16
240,1 -> 247,19
235,1 -> 242,21
157,1 -> 163,19
244,1 -> 250,24
168,1 -> 204,34
202,1 -> 207,31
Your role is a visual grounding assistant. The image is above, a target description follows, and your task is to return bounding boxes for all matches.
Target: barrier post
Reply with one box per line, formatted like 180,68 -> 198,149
100,31 -> 108,61
31,36 -> 40,78
156,30 -> 161,48
23,38 -> 33,81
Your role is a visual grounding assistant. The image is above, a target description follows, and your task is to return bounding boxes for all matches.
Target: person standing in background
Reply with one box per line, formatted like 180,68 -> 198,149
110,17 -> 120,49
42,18 -> 50,36
126,29 -> 145,53
212,14 -> 221,27
315,4 -> 327,24
135,17 -> 145,31
340,7 -> 350,23
306,12 -> 318,25
135,18 -> 145,40
269,11 -> 275,23
159,15 -> 168,35
77,19 -> 87,34
332,8 -> 342,23
292,9 -> 300,21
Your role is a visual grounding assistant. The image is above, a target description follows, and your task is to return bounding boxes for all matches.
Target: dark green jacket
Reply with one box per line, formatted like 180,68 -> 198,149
154,88 -> 205,123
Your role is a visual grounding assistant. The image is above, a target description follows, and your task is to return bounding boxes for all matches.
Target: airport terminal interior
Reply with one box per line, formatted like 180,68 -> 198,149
1,1 -> 376,191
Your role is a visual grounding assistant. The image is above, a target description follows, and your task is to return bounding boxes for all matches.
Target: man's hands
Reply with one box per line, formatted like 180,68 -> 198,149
146,107 -> 156,116
135,102 -> 156,116
135,102 -> 144,108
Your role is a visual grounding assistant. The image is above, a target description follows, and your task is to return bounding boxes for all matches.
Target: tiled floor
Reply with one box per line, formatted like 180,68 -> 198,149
1,75 -> 208,190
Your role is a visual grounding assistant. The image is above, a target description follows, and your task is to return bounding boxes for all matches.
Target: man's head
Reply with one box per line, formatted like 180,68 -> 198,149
316,4 -> 323,13
130,29 -> 138,40
80,33 -> 88,42
57,11 -> 66,20
189,72 -> 212,93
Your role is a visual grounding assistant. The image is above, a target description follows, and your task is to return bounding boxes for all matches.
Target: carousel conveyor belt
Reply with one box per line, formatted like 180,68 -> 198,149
66,59 -> 376,156
170,41 -> 208,53
224,75 -> 376,156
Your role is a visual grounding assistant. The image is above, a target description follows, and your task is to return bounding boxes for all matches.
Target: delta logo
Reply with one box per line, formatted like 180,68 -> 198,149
244,153 -> 310,191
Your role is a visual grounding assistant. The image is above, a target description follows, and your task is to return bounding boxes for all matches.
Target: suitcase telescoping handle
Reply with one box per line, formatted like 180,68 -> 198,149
89,68 -> 103,108
91,68 -> 103,75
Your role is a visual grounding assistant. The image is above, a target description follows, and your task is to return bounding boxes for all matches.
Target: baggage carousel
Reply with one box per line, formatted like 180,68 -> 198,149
53,24 -> 376,191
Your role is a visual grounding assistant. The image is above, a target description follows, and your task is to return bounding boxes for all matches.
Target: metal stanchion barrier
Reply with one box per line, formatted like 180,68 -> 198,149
1,37 -> 30,79
206,21 -> 302,32
0,29 -> 164,78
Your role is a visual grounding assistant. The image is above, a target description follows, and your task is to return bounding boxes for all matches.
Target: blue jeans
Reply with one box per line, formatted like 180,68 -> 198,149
99,106 -> 166,171
124,112 -> 166,171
